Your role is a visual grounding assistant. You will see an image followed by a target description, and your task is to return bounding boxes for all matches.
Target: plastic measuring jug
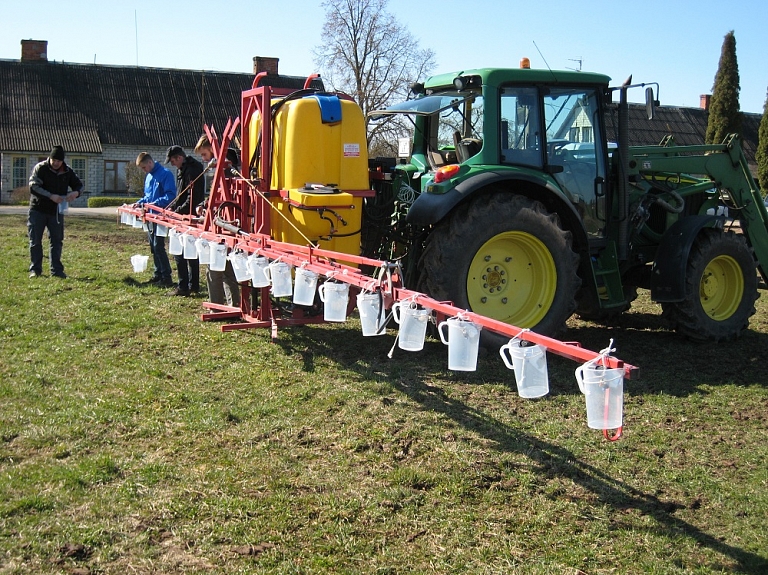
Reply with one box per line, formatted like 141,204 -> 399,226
318,281 -> 349,322
183,233 -> 198,260
194,238 -> 210,264
266,261 -> 293,297
228,252 -> 251,282
168,229 -> 183,255
209,242 -> 228,272
293,267 -> 319,306
574,361 -> 624,429
392,301 -> 430,351
357,291 -> 387,336
130,254 -> 149,273
500,339 -> 549,398
247,255 -> 270,287
438,317 -> 482,371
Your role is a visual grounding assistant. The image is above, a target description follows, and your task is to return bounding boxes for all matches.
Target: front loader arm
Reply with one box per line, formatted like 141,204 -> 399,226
628,134 -> 768,283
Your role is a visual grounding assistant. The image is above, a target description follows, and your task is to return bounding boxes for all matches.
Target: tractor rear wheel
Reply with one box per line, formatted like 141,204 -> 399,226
662,229 -> 758,341
419,193 -> 581,348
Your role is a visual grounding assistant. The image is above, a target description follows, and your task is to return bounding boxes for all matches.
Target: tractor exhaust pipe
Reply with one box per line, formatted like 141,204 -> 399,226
617,83 -> 630,261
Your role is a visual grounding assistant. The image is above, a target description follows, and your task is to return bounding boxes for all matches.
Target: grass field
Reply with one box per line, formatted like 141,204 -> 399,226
0,213 -> 766,574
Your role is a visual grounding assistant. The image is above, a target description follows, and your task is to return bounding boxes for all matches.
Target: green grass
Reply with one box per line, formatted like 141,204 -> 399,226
0,213 -> 766,574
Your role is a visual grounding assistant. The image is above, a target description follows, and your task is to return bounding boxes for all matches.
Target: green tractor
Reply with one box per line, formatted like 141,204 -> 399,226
364,64 -> 768,346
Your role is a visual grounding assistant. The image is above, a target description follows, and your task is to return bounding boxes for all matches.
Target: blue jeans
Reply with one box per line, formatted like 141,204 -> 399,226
147,226 -> 172,280
28,209 -> 64,275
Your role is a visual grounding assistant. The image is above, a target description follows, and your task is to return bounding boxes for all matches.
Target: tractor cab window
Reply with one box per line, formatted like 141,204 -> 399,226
544,88 -> 606,236
500,87 -> 542,168
370,92 -> 483,168
432,92 -> 484,166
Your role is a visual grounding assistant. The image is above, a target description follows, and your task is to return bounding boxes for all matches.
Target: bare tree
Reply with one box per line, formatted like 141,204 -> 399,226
314,0 -> 435,153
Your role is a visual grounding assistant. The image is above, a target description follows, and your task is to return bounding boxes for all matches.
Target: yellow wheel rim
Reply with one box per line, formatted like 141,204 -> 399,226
467,231 -> 557,327
699,254 -> 743,321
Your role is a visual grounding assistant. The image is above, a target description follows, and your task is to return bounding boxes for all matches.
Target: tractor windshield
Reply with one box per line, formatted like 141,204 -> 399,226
370,92 -> 475,117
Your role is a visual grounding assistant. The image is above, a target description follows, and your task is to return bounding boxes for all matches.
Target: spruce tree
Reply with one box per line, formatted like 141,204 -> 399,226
757,87 -> 768,195
706,30 -> 741,145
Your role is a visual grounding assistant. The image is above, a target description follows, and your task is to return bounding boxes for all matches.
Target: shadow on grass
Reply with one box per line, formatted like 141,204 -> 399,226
562,317 -> 768,395
394,374 -> 768,574
270,323 -> 767,573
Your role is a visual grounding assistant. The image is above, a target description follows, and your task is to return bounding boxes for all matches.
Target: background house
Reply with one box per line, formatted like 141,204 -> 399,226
2,40 -> 762,205
606,95 -> 761,176
0,40 -> 321,205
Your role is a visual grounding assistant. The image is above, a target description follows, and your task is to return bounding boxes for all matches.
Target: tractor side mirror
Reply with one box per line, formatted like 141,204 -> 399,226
645,86 -> 656,120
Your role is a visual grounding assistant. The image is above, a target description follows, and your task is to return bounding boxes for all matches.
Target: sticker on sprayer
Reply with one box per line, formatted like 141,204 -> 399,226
343,143 -> 360,157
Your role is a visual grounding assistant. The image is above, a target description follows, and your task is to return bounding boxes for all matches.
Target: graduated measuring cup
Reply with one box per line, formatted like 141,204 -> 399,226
194,238 -> 211,264
293,267 -> 319,306
228,252 -> 251,282
266,261 -> 293,297
575,361 -> 624,429
392,301 -> 430,351
438,317 -> 482,371
500,339 -> 549,398
168,229 -> 183,255
247,255 -> 270,288
318,281 -> 349,322
183,233 -> 198,260
209,242 -> 228,271
357,291 -> 387,336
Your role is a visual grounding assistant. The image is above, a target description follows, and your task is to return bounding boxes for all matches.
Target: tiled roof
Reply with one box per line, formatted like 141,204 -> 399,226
0,60 -> 324,153
606,103 -> 761,165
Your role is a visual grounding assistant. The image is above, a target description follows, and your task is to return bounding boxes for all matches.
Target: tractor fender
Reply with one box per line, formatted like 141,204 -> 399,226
406,170 -> 572,227
651,215 -> 722,302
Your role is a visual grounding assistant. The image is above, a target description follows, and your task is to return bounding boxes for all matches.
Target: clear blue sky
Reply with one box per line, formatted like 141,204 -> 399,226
2,0 -> 767,113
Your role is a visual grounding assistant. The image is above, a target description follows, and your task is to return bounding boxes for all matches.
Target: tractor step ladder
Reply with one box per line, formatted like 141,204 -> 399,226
590,240 -> 627,309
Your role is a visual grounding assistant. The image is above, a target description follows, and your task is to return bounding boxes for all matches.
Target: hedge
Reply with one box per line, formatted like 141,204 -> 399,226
88,196 -> 141,208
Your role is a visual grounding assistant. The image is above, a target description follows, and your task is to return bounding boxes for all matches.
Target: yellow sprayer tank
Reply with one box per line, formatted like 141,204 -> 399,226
248,94 -> 369,258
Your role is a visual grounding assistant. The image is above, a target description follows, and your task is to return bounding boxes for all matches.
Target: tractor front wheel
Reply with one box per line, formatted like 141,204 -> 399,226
662,229 -> 758,341
419,193 -> 581,348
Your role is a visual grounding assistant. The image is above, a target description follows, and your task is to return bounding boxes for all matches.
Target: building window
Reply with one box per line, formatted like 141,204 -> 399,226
104,160 -> 128,192
70,158 -> 87,190
12,157 -> 28,189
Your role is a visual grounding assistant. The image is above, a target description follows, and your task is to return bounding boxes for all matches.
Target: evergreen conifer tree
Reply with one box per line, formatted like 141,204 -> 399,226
705,31 -> 741,145
757,87 -> 768,196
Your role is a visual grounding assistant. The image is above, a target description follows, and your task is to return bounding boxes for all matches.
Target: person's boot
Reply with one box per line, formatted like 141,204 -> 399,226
166,286 -> 190,297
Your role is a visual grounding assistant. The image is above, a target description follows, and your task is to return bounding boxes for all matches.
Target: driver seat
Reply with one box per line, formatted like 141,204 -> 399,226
453,130 -> 482,163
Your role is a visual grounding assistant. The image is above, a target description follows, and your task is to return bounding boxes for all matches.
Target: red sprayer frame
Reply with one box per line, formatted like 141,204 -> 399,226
118,73 -> 638,427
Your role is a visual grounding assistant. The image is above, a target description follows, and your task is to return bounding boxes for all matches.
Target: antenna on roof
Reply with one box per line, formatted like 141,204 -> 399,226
567,57 -> 583,72
532,41 -> 557,82
134,10 -> 139,66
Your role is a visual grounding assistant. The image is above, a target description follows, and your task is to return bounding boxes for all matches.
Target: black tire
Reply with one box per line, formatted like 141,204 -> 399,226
661,229 -> 758,341
418,193 -> 581,348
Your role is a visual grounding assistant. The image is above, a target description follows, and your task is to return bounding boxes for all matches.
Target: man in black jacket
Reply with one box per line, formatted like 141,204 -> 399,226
27,146 -> 84,278
165,145 -> 205,296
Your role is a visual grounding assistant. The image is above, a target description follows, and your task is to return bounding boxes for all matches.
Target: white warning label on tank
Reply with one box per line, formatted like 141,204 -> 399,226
343,143 -> 360,157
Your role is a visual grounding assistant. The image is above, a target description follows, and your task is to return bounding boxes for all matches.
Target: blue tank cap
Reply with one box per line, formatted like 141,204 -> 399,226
308,94 -> 342,124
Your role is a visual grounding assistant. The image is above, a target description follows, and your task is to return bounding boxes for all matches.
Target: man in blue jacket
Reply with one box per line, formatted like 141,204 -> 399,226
134,152 -> 176,287
28,145 -> 84,279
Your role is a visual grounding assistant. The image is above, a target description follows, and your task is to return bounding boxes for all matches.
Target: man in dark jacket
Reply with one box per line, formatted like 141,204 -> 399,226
165,145 -> 205,296
27,145 -> 84,278
193,135 -> 240,307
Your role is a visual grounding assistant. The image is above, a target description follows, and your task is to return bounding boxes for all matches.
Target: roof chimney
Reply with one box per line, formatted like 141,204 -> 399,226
700,94 -> 711,111
21,39 -> 48,62
253,56 -> 279,76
